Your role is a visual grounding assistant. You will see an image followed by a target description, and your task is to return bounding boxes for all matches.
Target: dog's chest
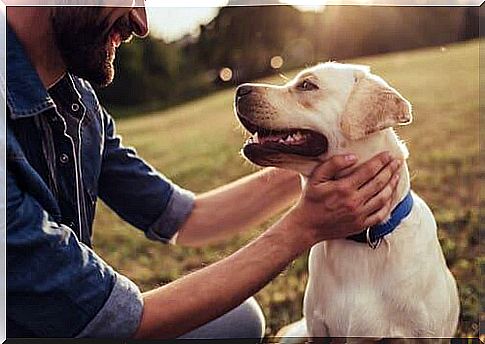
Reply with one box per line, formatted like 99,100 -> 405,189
302,198 -> 456,337
304,241 -> 413,337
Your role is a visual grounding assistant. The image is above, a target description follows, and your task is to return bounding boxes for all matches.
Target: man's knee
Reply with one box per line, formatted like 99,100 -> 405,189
237,297 -> 266,338
179,297 -> 266,339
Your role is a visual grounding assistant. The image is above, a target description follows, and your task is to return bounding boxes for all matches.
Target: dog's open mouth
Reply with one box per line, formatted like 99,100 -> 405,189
238,115 -> 328,157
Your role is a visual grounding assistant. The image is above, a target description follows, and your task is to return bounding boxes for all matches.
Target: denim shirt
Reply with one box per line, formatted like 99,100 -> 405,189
5,25 -> 195,338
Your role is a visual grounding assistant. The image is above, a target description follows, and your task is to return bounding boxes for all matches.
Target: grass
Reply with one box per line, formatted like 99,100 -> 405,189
92,40 -> 481,337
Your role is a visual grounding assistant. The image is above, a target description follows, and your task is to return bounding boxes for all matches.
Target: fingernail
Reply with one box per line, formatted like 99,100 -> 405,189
393,174 -> 400,183
345,154 -> 357,162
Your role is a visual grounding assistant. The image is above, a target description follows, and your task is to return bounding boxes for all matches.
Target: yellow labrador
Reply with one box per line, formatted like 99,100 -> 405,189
234,63 -> 459,339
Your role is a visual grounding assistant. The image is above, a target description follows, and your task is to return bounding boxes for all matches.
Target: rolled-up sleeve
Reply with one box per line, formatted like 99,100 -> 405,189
7,170 -> 143,338
98,111 -> 195,244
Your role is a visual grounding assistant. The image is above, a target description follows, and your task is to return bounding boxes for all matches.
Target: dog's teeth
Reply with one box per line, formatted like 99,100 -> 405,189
278,139 -> 285,143
295,131 -> 305,142
253,132 -> 259,143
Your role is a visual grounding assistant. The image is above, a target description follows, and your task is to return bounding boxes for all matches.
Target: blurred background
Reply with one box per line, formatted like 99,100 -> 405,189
97,4 -> 481,115
92,3 -> 482,338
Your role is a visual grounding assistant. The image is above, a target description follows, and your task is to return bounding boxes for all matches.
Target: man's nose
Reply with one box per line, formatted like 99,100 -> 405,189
130,7 -> 149,38
236,85 -> 253,98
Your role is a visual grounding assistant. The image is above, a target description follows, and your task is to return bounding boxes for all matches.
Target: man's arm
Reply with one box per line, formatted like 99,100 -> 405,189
176,167 -> 301,247
97,112 -> 195,244
98,109 -> 300,247
134,153 -> 401,339
6,169 -> 143,338
137,213 -> 308,339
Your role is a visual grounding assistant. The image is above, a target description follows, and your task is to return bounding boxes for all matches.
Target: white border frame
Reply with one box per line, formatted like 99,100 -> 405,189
0,2 -> 481,343
1,1 -> 6,342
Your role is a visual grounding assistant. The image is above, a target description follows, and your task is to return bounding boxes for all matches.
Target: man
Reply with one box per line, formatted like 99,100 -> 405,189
5,3 -> 401,339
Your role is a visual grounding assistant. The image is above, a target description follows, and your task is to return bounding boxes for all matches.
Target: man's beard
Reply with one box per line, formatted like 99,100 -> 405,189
51,8 -> 133,87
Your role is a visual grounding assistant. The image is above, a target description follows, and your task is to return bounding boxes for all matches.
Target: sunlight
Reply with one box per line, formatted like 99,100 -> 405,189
325,0 -> 373,4
145,0 -> 228,7
279,0 -> 327,12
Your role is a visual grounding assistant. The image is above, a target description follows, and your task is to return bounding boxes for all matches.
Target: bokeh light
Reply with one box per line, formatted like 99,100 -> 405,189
270,55 -> 284,69
219,67 -> 233,81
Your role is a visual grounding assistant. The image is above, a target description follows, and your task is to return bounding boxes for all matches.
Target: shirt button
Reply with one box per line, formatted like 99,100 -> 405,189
59,153 -> 69,164
71,103 -> 80,112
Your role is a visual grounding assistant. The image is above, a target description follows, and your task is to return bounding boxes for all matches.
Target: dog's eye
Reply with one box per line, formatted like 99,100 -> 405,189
297,80 -> 319,91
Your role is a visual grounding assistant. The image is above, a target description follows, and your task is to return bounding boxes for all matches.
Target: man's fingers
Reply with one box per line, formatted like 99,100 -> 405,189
362,200 -> 394,228
347,152 -> 393,189
361,174 -> 399,216
358,159 -> 401,202
310,154 -> 358,185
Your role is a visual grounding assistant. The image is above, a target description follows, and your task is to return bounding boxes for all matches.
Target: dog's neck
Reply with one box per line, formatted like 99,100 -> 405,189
336,128 -> 411,212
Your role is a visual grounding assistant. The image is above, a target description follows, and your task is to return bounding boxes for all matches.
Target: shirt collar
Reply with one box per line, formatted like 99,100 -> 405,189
6,24 -> 56,120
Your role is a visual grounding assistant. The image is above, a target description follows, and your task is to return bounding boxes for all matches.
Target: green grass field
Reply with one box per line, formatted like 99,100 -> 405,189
94,40 -> 481,337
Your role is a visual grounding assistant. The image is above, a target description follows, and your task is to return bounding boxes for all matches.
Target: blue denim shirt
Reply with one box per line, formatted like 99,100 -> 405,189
6,25 -> 195,338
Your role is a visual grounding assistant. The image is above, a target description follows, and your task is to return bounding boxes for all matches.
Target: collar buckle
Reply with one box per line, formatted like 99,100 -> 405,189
366,227 -> 382,250
346,192 -> 414,248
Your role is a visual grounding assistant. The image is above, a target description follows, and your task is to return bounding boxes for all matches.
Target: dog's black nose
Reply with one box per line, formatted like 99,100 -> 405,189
236,85 -> 253,98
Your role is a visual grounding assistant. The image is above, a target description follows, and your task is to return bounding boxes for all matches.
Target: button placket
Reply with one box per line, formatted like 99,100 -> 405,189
47,75 -> 90,243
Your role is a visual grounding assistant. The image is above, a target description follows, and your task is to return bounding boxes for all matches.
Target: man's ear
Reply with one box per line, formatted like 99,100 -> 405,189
340,74 -> 412,140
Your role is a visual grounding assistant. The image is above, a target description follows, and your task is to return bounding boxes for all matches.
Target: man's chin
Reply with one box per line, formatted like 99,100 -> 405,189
70,65 -> 114,88
72,58 -> 115,87
95,43 -> 117,87
96,67 -> 115,88
65,43 -> 116,87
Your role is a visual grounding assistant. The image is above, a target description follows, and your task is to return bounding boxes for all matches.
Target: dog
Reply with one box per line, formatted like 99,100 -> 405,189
233,62 -> 460,340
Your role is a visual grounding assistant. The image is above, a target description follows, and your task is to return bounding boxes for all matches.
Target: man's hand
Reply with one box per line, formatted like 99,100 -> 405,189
133,153 -> 402,339
288,152 -> 401,246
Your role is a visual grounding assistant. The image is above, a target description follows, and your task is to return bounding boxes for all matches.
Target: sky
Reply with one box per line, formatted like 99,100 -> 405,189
146,7 -> 222,41
145,0 -> 329,41
144,0 -> 480,42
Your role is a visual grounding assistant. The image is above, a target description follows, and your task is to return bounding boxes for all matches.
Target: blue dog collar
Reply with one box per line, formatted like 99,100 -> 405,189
347,191 -> 414,248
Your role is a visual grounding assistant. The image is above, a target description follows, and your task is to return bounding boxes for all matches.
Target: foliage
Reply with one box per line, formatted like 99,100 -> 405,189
96,6 -> 480,114
92,40 -> 481,337
196,5 -> 307,81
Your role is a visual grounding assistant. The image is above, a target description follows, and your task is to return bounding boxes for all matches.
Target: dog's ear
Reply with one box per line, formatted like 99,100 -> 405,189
340,73 -> 412,140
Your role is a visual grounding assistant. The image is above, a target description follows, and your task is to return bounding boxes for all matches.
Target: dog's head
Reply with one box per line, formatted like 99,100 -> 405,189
234,62 -> 412,175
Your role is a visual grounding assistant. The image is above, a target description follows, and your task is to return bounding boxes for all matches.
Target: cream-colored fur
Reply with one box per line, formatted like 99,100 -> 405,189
235,62 -> 459,339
